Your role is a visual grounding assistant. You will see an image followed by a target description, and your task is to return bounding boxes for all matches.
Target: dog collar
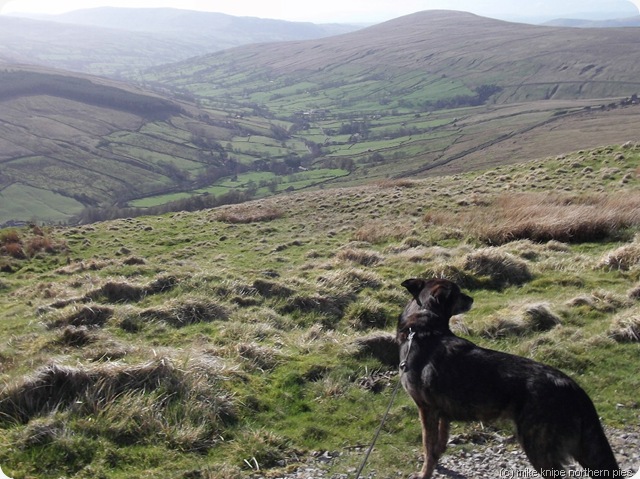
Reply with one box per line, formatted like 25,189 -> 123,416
399,329 -> 415,371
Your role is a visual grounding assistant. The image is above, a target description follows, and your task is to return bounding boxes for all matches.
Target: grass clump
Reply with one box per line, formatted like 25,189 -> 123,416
86,275 -> 179,303
336,247 -> 384,266
344,298 -> 389,330
214,203 -> 284,224
462,248 -> 533,288
136,297 -> 230,328
609,310 -> 640,342
227,428 -> 297,471
0,357 -> 237,453
599,240 -> 640,271
352,332 -> 399,367
46,304 -> 114,329
426,191 -> 640,244
475,303 -> 561,339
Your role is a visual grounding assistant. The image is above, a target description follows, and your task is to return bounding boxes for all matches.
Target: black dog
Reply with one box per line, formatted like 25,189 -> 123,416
397,278 -> 620,479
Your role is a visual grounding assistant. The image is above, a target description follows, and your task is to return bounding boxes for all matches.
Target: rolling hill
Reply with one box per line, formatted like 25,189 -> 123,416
0,65 -> 254,225
148,10 -> 640,102
3,10 -> 640,225
142,11 -> 640,184
0,8 -> 361,77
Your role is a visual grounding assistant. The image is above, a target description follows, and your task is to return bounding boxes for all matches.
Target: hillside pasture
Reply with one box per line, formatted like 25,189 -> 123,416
1,144 -> 639,478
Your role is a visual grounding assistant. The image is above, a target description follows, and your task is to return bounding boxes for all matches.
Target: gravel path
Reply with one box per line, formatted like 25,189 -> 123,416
262,427 -> 639,479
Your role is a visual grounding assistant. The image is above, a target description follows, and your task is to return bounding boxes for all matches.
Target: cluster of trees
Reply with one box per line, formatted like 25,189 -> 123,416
74,189 -> 253,224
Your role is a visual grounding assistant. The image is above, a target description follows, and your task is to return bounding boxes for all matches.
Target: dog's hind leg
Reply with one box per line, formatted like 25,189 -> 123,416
517,426 -> 566,479
435,417 -> 450,457
411,406 -> 441,479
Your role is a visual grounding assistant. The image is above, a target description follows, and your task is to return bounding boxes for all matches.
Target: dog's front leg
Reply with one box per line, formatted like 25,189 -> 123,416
411,406 -> 440,479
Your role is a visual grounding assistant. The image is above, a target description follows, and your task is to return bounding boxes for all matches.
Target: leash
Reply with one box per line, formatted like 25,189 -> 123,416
354,330 -> 415,479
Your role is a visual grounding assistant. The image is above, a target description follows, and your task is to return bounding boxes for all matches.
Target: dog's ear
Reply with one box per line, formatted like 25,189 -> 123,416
401,278 -> 427,306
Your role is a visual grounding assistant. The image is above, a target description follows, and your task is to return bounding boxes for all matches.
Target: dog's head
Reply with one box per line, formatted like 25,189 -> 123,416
398,278 -> 473,335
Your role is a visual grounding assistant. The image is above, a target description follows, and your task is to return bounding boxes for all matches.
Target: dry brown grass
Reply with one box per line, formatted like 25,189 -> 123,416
609,310 -> 640,342
475,303 -> 561,339
462,248 -> 533,288
351,220 -> 412,244
600,240 -> 640,271
213,203 -> 284,224
426,191 -> 640,244
336,247 -> 384,266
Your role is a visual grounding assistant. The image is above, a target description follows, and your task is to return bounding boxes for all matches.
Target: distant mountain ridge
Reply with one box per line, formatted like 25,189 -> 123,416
0,8 -> 361,77
150,10 -> 640,102
543,15 -> 640,27
44,7 -> 358,37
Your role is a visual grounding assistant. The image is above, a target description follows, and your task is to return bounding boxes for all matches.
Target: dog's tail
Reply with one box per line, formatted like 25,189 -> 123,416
574,395 -> 620,475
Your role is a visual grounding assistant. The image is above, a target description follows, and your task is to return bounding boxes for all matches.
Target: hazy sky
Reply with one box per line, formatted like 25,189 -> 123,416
1,0 -> 639,23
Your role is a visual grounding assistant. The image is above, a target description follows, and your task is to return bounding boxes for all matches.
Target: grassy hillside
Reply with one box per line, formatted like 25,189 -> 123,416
148,10 -> 640,103
0,66 -> 341,226
141,10 -> 640,192
1,143 -> 639,478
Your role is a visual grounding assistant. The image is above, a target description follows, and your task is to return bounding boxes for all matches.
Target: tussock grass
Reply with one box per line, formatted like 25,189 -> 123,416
214,203 -> 284,224
86,275 -> 178,303
566,290 -> 631,313
55,326 -> 95,347
0,357 -> 236,451
252,278 -> 294,298
427,191 -> 640,244
318,267 -> 383,292
344,298 -> 389,330
609,310 -> 640,342
279,289 -> 355,322
352,332 -> 399,367
227,428 -> 297,470
336,247 -> 384,266
236,342 -> 283,371
600,240 -> 640,271
515,328 -> 596,374
136,297 -> 230,328
352,220 -> 412,244
475,303 -> 561,339
46,304 -> 114,329
462,248 -> 533,288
